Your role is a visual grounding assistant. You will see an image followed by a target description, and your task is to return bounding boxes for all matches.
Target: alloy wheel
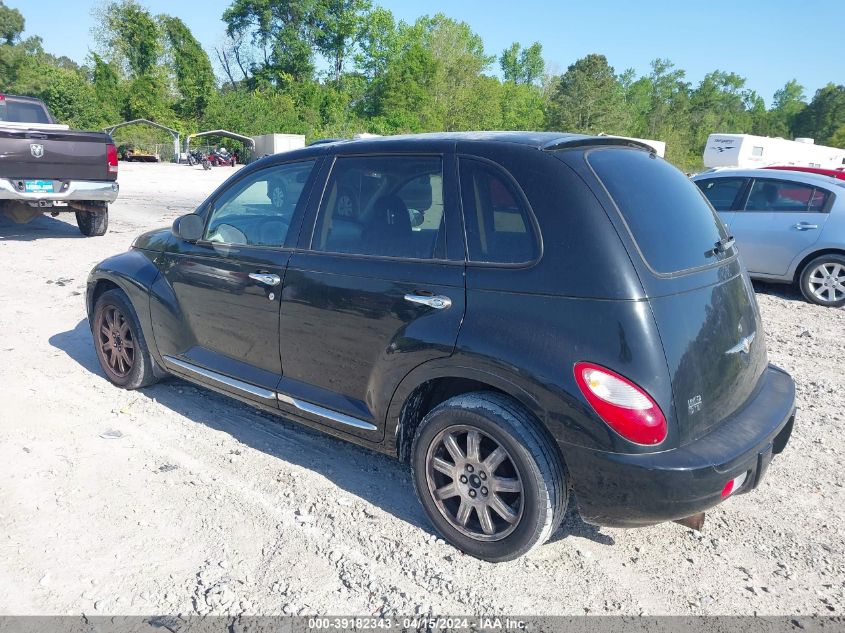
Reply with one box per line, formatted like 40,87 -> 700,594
808,262 -> 845,304
96,305 -> 135,378
425,425 -> 524,542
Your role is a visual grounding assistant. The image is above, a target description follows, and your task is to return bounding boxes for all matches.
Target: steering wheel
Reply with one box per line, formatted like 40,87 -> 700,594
208,223 -> 248,245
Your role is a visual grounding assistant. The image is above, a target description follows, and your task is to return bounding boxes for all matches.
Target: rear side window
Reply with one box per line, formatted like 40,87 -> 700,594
459,159 -> 538,264
0,99 -> 51,124
696,177 -> 747,211
313,155 -> 445,259
588,148 -> 730,274
745,179 -> 830,213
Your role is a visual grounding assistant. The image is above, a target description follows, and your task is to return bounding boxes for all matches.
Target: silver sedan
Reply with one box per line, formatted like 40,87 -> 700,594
693,169 -> 845,307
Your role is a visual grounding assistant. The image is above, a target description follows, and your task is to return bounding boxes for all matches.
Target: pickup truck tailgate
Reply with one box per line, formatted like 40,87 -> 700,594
0,127 -> 115,181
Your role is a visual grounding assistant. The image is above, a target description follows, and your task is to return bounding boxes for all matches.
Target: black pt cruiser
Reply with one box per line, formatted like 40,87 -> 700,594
87,132 -> 796,561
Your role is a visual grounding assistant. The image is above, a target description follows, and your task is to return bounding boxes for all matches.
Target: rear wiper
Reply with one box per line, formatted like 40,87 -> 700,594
706,236 -> 735,258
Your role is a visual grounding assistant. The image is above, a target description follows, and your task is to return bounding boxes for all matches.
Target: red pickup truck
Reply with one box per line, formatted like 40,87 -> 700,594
0,94 -> 119,236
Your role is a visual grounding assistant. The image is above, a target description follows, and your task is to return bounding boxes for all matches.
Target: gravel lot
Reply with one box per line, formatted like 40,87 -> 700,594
0,163 -> 842,617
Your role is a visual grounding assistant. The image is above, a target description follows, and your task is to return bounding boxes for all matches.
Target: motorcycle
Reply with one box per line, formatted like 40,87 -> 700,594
208,147 -> 237,167
187,149 -> 211,170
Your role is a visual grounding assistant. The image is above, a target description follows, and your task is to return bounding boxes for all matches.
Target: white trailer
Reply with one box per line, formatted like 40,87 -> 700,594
703,133 -> 845,170
251,133 -> 306,158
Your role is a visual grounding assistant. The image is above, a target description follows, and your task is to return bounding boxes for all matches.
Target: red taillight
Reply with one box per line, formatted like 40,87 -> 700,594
721,472 -> 748,499
107,143 -> 119,174
573,362 -> 667,445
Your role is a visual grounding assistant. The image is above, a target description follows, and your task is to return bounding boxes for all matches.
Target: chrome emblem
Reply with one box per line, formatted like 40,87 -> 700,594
726,331 -> 755,355
30,143 -> 44,158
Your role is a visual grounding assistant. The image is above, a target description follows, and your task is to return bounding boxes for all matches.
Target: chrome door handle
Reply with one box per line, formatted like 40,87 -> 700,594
404,294 -> 452,310
793,222 -> 819,231
249,272 -> 281,286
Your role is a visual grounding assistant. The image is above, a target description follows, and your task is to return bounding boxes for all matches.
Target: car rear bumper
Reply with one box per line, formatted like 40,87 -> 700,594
0,179 -> 119,203
565,364 -> 796,527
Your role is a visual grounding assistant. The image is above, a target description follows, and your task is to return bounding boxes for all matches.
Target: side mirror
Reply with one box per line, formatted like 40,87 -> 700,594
173,213 -> 204,242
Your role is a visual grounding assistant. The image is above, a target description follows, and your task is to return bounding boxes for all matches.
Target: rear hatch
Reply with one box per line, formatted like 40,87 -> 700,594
578,147 -> 768,445
0,127 -> 115,181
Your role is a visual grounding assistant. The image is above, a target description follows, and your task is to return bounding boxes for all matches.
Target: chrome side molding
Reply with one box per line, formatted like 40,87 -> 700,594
277,393 -> 378,431
161,355 -> 378,432
162,355 -> 277,403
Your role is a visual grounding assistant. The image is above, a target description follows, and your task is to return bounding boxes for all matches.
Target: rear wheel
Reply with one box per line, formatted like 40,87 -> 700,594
92,288 -> 159,389
799,254 -> 845,307
76,206 -> 108,237
411,392 -> 567,562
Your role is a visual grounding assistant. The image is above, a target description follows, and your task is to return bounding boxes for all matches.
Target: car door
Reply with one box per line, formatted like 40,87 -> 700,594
729,177 -> 832,275
152,159 -> 320,403
695,176 -> 749,228
276,151 -> 466,441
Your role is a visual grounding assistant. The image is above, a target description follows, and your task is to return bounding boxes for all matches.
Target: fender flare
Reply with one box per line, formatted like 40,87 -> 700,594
382,357 -> 548,457
86,250 -> 164,366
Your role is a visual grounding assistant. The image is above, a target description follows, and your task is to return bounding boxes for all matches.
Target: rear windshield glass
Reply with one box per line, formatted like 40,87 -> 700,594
587,148 -> 730,274
0,99 -> 51,124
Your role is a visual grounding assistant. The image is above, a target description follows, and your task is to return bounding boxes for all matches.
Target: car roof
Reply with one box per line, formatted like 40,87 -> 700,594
307,131 -> 660,151
692,168 -> 845,189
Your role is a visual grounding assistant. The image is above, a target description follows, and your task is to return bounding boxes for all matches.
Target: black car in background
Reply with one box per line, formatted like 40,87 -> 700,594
86,132 -> 795,561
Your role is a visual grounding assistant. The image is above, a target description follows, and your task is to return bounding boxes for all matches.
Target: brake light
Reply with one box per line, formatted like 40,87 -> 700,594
573,362 -> 667,445
107,143 -> 118,174
721,472 -> 748,498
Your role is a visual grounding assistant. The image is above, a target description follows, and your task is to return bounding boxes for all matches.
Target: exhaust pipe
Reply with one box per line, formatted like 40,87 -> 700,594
674,512 -> 705,531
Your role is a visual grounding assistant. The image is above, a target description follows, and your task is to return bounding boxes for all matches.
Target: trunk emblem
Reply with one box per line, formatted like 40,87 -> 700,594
30,143 -> 44,158
726,331 -> 755,355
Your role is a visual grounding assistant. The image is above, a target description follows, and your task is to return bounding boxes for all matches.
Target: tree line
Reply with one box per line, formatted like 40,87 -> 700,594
1,0 -> 843,170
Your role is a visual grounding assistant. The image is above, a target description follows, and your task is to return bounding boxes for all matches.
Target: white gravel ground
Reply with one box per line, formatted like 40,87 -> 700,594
0,163 -> 842,617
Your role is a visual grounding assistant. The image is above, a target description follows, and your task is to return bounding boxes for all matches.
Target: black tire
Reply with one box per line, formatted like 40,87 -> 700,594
799,254 -> 845,307
201,159 -> 211,170
91,288 -> 160,389
76,207 -> 108,237
411,392 -> 567,562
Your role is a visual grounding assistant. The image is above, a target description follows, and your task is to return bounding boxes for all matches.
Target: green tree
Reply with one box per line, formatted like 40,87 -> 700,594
546,54 -> 627,133
770,79 -> 806,137
312,0 -> 371,82
794,83 -> 845,145
99,0 -> 161,78
354,6 -> 395,79
0,0 -> 24,44
499,41 -> 543,85
160,15 -> 217,118
223,0 -> 316,85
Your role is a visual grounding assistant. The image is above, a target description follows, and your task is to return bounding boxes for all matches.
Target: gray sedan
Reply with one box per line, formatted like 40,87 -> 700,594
693,169 -> 845,307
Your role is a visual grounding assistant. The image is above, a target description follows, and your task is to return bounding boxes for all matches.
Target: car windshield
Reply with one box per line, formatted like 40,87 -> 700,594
587,148 -> 731,274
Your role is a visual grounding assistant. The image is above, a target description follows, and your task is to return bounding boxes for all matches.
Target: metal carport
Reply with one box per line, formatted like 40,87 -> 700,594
104,119 -> 181,162
186,130 -> 257,162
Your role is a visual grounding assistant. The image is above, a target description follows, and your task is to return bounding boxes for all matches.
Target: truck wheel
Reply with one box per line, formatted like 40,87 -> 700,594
76,208 -> 108,236
92,288 -> 160,389
411,392 -> 567,562
799,254 -> 845,307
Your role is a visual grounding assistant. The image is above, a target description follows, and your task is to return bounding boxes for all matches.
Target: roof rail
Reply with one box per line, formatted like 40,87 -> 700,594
542,136 -> 655,153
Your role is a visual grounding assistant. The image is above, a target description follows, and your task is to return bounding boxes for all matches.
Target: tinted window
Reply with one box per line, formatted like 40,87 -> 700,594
696,177 -> 746,211
0,99 -> 51,124
745,179 -> 829,213
459,159 -> 538,264
204,160 -> 315,246
588,149 -> 729,274
313,156 -> 445,259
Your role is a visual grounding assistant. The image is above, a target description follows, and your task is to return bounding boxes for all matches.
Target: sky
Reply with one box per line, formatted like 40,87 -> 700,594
9,0 -> 843,106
